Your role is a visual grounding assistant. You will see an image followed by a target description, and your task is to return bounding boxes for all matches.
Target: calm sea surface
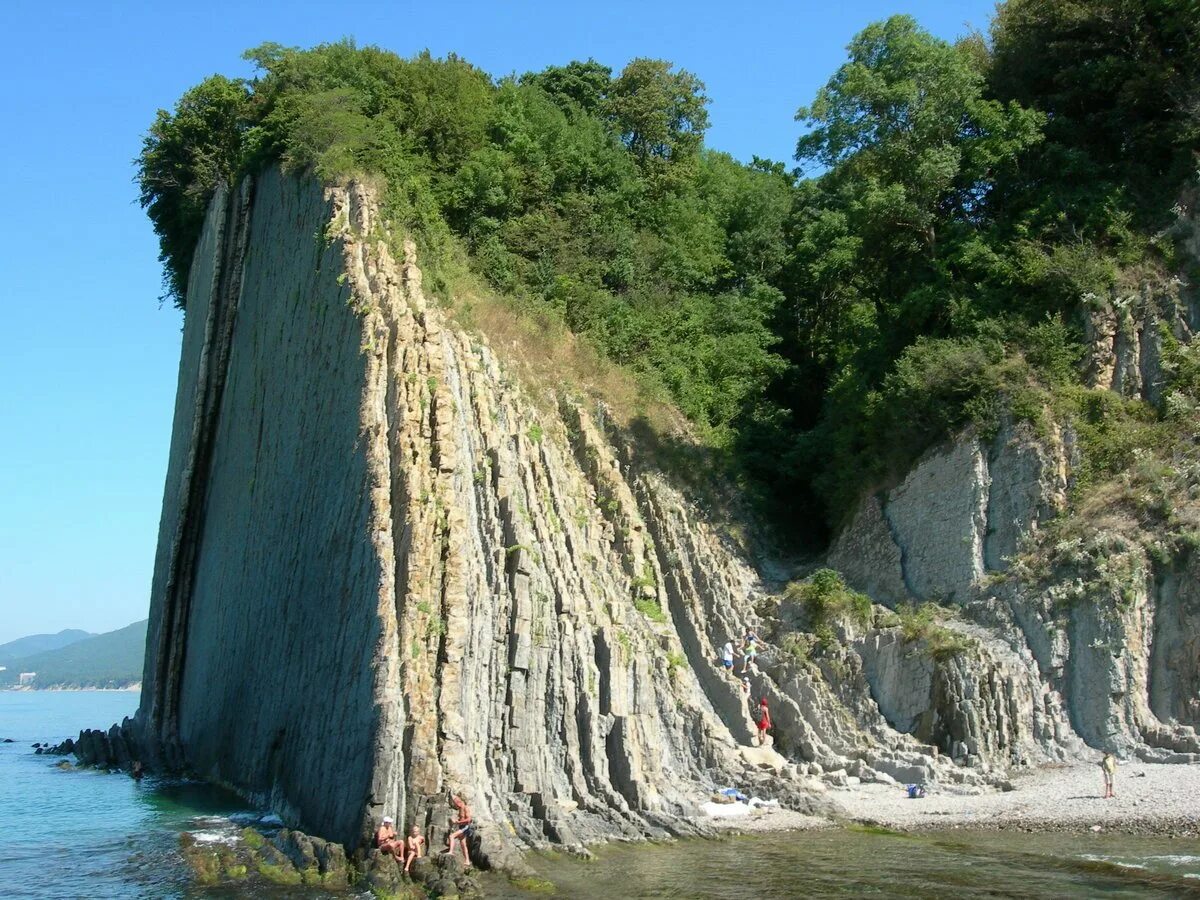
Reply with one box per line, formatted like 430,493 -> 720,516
2,691 -> 1199,898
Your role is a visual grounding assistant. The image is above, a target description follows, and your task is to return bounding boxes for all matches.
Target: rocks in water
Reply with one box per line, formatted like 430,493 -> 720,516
40,737 -> 73,756
271,829 -> 349,888
179,824 -> 482,898
2,738 -> 14,743
181,827 -> 354,892
361,845 -> 481,898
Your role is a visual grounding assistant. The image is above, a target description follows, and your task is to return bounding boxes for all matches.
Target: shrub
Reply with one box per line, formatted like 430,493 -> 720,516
894,602 -> 972,660
785,568 -> 872,634
634,597 -> 667,623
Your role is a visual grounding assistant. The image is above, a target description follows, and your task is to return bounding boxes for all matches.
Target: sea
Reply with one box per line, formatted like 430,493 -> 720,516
2,690 -> 1199,898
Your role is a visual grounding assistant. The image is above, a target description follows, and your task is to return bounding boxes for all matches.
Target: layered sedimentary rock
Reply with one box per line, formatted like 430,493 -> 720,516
827,407 -> 1200,766
115,168 -> 1195,867
828,419 -> 1071,605
1084,282 -> 1198,404
132,169 -> 832,863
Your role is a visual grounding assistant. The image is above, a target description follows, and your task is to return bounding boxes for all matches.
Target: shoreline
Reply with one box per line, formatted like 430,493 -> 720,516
2,685 -> 140,693
707,762 -> 1200,838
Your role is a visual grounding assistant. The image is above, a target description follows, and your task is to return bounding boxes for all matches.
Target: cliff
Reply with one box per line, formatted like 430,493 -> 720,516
129,169 -> 823,862
825,275 -> 1200,768
74,168 -> 1196,869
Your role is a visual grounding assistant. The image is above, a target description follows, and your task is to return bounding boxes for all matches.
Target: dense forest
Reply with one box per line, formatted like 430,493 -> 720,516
138,0 -> 1200,548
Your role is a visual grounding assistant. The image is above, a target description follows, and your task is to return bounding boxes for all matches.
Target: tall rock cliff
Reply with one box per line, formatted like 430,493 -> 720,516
134,169 -> 822,862
827,395 -> 1200,767
120,168 -> 1196,866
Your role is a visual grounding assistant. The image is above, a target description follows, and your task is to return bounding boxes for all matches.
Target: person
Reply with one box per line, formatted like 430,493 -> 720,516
1101,752 -> 1117,798
403,824 -> 426,874
446,794 -> 473,867
740,676 -> 751,696
375,816 -> 403,860
741,634 -> 759,674
756,697 -> 772,747
720,641 -> 736,673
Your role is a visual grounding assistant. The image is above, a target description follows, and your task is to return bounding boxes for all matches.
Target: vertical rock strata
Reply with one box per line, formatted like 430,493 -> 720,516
827,405 -> 1200,765
137,170 -> 811,859
133,168 -> 1197,861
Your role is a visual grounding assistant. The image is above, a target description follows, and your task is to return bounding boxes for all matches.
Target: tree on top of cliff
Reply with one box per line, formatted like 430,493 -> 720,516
136,4 -> 1200,548
137,75 -> 250,305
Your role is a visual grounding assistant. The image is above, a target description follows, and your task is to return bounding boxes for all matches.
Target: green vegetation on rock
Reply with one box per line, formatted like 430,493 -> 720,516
785,568 -> 872,641
137,0 -> 1200,547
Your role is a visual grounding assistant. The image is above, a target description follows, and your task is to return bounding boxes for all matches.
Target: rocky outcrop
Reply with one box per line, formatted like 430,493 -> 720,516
828,419 -> 1071,605
126,169 -> 847,864
1084,281 -> 1196,405
79,167 -> 1195,868
828,397 -> 1199,768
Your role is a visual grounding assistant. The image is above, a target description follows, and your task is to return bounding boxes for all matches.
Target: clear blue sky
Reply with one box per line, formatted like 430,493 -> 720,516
0,0 -> 996,643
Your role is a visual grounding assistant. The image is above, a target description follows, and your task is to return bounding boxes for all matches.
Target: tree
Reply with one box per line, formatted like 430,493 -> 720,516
521,59 -> 612,115
605,58 -> 710,163
137,75 -> 251,306
795,15 -> 1043,257
990,0 -> 1200,208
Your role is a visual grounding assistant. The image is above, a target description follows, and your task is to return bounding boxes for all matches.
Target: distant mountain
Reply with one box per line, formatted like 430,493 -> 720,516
0,620 -> 146,689
0,629 -> 93,663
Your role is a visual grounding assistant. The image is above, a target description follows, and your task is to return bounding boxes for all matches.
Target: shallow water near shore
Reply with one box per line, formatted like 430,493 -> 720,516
3,691 -> 1199,898
482,828 -> 1200,898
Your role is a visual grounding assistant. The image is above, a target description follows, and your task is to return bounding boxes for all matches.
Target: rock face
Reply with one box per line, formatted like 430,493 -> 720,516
1084,282 -> 1197,405
102,168 -> 1197,866
828,419 -> 1071,605
828,390 -> 1200,767
131,169 -> 836,862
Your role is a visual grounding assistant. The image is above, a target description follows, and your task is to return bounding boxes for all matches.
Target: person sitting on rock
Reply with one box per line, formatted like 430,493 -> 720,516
446,794 -> 473,867
404,824 -> 426,874
1101,752 -> 1117,798
755,697 -> 772,747
375,816 -> 403,860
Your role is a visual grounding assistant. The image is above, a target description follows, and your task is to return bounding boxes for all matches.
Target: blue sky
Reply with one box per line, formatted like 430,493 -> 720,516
0,0 -> 996,643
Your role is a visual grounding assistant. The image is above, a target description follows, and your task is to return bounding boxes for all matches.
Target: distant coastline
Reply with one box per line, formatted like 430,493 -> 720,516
4,683 -> 141,693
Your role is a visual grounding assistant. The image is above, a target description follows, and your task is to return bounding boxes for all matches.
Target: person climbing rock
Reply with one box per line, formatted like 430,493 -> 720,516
741,633 -> 759,674
375,816 -> 403,859
721,640 -> 736,672
446,794 -> 473,867
403,824 -> 426,874
755,697 -> 772,746
1101,752 -> 1117,798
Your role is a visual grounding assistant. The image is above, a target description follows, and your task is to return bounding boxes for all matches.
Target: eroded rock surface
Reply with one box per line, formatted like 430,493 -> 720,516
127,170 -> 841,864
72,169 -> 1196,870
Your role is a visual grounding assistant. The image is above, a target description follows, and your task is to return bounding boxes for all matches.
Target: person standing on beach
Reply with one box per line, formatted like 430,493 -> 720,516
1101,752 -> 1116,798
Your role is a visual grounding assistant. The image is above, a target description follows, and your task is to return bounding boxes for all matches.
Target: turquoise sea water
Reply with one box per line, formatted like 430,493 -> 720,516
0,691 -> 261,899
2,691 -> 1199,898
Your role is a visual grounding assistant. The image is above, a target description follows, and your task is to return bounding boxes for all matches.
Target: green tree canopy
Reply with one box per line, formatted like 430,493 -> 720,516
605,58 -> 710,163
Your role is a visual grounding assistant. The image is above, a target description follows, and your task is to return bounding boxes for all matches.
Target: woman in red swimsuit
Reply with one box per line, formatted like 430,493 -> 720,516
756,697 -> 772,746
